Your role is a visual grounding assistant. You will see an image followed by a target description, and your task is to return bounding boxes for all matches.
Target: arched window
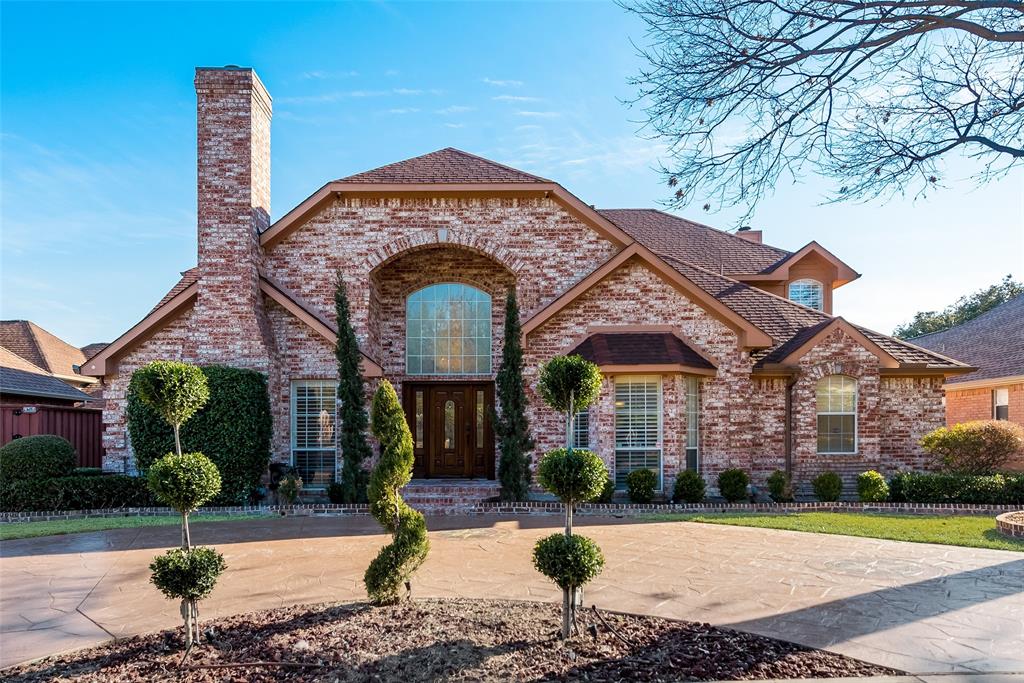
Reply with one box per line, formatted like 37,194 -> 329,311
406,283 -> 492,375
816,375 -> 857,454
789,279 -> 824,311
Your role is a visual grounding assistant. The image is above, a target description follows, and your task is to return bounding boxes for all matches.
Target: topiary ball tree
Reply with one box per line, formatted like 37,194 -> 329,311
0,435 -> 76,482
150,547 -> 226,648
534,448 -> 607,638
364,380 -> 430,605
537,355 -> 602,451
147,451 -> 221,549
132,361 -> 209,458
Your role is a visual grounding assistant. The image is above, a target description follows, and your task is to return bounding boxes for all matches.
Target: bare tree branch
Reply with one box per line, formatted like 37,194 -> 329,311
624,0 -> 1024,220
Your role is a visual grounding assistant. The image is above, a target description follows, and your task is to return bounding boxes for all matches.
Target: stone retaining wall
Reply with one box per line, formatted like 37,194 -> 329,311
995,511 -> 1024,538
1,501 -> 1018,524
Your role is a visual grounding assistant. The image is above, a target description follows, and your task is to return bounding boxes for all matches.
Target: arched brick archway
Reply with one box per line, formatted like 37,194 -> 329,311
363,229 -> 527,277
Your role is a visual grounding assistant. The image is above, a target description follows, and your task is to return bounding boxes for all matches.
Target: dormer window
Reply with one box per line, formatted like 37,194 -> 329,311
789,279 -> 824,311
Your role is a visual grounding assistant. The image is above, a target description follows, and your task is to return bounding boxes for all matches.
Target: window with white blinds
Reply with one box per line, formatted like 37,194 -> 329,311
571,409 -> 590,449
291,380 -> 337,490
686,376 -> 700,472
614,376 -> 662,490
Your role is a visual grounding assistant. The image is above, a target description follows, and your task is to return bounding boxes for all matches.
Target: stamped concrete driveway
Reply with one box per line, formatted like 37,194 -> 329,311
1,515 -> 1022,673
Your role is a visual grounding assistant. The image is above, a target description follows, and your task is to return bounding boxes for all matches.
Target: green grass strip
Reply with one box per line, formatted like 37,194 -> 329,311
646,511 -> 1024,552
0,514 -> 271,541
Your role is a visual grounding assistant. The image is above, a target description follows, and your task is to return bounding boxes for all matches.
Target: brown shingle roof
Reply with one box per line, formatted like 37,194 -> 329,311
337,147 -> 551,184
80,343 -> 109,359
911,294 -> 1024,383
149,268 -> 199,315
0,320 -> 88,378
661,256 -> 966,369
0,347 -> 94,403
600,209 -> 790,275
570,333 -> 716,370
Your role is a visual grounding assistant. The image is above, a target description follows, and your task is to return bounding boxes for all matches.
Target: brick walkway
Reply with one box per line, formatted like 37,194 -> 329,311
1,515 -> 1021,673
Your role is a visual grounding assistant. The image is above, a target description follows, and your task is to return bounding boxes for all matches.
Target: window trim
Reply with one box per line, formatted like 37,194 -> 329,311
815,374 -> 858,455
993,387 -> 1010,421
613,375 -> 663,490
788,278 -> 824,311
290,379 -> 338,490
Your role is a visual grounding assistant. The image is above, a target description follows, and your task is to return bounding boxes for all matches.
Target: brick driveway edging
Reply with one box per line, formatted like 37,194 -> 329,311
2,500 -> 1019,523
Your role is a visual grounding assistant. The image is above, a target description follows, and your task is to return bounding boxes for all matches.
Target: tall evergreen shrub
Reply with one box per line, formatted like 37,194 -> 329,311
335,272 -> 373,503
495,287 -> 535,501
127,365 -> 271,504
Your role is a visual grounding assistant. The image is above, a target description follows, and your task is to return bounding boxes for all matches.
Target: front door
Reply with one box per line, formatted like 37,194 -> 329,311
403,382 -> 494,479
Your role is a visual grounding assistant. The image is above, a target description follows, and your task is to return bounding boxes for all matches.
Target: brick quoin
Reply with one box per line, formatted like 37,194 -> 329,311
93,67 -> 955,494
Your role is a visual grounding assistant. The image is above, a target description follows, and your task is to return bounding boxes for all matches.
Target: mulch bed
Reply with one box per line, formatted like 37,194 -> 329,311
6,598 -> 900,682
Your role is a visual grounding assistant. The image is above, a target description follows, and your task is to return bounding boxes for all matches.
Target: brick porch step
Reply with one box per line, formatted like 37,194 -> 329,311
402,479 -> 502,509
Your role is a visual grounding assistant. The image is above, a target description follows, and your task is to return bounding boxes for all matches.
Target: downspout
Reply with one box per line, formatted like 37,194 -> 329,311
784,374 -> 798,478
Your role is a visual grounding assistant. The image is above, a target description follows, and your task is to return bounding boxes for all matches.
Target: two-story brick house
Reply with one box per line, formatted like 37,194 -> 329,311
82,67 -> 973,495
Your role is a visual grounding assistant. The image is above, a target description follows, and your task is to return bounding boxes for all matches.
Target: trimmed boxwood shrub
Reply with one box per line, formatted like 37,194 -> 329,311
0,474 -> 156,512
766,470 -> 794,503
533,533 -> 605,591
127,365 -> 271,505
717,468 -> 749,503
857,470 -> 889,502
888,471 -> 1024,504
673,470 -> 706,503
0,435 -> 75,482
920,420 -> 1024,474
812,471 -> 844,501
626,468 -> 657,503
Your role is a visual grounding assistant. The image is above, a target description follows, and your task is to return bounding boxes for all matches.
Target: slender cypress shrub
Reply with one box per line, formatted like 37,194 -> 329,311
495,287 -> 536,501
364,380 -> 430,605
335,272 -> 372,503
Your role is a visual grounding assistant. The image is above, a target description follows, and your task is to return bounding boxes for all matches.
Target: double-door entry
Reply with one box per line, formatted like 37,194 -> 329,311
402,382 -> 495,479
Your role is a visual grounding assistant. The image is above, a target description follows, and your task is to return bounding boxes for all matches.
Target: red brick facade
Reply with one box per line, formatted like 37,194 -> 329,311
90,67 -> 959,497
945,383 -> 1024,425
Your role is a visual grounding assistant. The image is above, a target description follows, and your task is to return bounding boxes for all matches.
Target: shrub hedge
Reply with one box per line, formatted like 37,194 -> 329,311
0,474 -> 156,512
594,474 -> 615,503
920,420 -> 1024,474
857,470 -> 889,502
766,470 -> 794,503
672,470 -> 706,503
889,471 -> 1024,504
626,468 -> 657,503
717,468 -> 749,503
0,435 -> 76,482
127,365 -> 272,505
812,471 -> 844,502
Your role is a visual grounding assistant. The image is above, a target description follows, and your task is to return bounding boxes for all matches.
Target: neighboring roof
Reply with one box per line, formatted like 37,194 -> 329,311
0,320 -> 96,383
338,148 -> 551,184
570,332 -> 716,373
912,294 -> 1024,384
600,209 -> 790,275
80,343 -> 109,359
0,347 -> 94,403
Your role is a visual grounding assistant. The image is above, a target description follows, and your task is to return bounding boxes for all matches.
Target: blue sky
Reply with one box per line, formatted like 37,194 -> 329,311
2,1 -> 1021,348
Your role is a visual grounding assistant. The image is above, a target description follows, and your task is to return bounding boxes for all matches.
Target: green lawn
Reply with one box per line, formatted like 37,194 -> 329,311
0,514 -> 271,541
647,511 -> 1024,552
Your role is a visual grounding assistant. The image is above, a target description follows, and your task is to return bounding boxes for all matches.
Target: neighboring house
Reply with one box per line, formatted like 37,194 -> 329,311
0,320 -> 102,396
81,67 -> 972,494
913,294 -> 1024,427
0,347 -> 104,468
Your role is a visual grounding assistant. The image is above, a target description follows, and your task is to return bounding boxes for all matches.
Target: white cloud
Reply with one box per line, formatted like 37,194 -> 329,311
301,70 -> 358,80
444,123 -> 466,129
387,108 -> 421,114
435,105 -> 475,115
393,88 -> 423,96
516,111 -> 561,118
483,77 -> 524,87
492,95 -> 541,102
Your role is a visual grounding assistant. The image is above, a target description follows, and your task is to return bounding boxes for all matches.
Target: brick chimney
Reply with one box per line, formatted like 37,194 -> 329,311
190,66 -> 273,371
736,226 -> 762,244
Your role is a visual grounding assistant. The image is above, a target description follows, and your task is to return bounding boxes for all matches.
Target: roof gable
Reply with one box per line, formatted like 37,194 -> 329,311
0,320 -> 88,379
338,148 -> 551,184
0,347 -> 94,403
522,244 -> 774,348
